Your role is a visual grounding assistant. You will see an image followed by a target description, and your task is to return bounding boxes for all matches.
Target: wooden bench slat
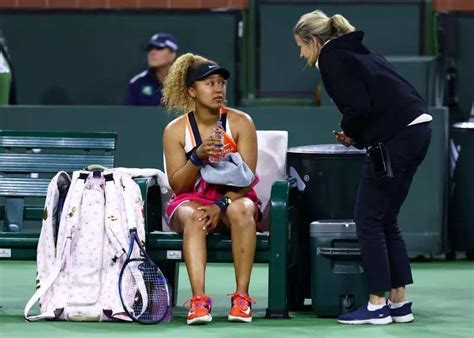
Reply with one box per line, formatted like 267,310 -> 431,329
0,206 -> 45,220
147,232 -> 271,251
0,130 -> 116,139
0,136 -> 116,150
0,178 -> 50,196
0,232 -> 40,248
0,153 -> 114,173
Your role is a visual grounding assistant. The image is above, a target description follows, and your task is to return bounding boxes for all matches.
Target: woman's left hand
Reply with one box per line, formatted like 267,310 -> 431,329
197,204 -> 222,234
333,130 -> 355,147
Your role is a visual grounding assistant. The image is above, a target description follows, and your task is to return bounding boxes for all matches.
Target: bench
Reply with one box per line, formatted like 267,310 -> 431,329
0,130 -> 116,259
0,129 -> 296,319
146,178 -> 296,319
146,130 -> 295,318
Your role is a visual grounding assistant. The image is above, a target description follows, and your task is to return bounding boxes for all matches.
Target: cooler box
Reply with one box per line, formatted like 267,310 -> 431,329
310,220 -> 368,317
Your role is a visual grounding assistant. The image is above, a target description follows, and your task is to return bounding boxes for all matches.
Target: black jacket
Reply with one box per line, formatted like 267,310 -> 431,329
319,31 -> 427,148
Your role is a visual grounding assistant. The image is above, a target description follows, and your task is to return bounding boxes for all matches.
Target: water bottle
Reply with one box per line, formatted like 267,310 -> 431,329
208,120 -> 224,164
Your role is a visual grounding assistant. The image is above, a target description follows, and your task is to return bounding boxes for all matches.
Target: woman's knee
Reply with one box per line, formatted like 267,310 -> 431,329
182,211 -> 206,233
174,204 -> 206,234
226,198 -> 257,225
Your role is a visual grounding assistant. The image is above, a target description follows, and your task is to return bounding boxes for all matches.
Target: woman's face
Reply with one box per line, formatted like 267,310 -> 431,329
189,74 -> 227,110
294,34 -> 319,67
147,47 -> 176,69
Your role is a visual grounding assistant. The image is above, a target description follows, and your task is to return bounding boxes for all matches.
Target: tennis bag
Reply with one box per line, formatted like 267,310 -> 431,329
24,170 -> 145,321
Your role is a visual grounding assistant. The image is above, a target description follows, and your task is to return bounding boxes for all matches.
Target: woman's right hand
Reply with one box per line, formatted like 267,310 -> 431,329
333,130 -> 354,147
196,135 -> 223,160
197,204 -> 222,234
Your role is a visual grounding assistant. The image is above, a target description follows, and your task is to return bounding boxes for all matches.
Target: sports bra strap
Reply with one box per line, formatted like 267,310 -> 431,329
187,111 -> 202,146
188,111 -> 227,147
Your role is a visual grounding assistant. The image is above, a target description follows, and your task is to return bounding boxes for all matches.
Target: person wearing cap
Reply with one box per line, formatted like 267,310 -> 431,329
124,33 -> 178,106
162,53 -> 260,325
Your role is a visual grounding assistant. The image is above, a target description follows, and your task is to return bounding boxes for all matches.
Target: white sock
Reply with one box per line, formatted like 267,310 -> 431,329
388,299 -> 409,309
367,301 -> 386,311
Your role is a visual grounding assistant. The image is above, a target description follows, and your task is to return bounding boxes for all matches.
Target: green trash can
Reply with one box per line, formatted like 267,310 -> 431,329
310,220 -> 368,317
449,122 -> 474,257
286,144 -> 366,310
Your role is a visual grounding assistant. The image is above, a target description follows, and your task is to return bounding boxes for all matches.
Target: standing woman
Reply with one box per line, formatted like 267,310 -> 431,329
293,10 -> 432,325
162,53 -> 260,325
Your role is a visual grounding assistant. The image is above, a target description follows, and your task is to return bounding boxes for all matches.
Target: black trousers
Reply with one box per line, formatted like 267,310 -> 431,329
354,122 -> 432,293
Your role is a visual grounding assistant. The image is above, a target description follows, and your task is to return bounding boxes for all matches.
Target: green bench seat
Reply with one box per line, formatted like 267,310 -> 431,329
145,179 -> 296,319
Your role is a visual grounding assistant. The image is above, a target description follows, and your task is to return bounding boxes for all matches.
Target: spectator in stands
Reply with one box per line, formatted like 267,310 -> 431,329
162,53 -> 260,325
294,10 -> 432,325
124,33 -> 178,106
0,28 -> 17,105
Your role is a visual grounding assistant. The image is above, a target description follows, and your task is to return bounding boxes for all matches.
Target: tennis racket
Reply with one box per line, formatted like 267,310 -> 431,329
116,174 -> 171,324
118,228 -> 171,324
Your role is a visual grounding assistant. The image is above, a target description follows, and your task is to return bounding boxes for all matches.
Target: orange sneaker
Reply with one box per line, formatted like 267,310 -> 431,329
227,292 -> 256,323
183,294 -> 213,325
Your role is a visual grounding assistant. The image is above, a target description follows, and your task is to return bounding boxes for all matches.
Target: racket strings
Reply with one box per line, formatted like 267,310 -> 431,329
121,259 -> 170,323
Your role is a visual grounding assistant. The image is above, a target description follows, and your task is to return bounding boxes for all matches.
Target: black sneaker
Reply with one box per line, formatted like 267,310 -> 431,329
389,302 -> 414,323
337,303 -> 393,325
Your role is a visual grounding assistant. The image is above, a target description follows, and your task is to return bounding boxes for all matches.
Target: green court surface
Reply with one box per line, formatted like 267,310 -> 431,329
1,261 -> 473,338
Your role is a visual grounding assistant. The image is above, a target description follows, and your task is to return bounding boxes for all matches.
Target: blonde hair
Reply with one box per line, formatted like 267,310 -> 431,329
294,10 -> 355,46
162,53 -> 210,114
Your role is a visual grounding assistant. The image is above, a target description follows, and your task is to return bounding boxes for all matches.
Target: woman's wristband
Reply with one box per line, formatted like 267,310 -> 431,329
189,148 -> 204,167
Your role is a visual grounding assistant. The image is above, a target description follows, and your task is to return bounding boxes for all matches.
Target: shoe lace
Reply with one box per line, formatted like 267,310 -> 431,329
182,294 -> 213,311
227,292 -> 256,308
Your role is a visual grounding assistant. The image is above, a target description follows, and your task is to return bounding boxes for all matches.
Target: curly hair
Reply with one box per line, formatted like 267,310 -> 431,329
162,53 -> 211,114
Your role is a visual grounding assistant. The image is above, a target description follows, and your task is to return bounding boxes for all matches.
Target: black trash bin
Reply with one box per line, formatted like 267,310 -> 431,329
449,122 -> 474,258
286,144 -> 366,310
287,144 -> 366,220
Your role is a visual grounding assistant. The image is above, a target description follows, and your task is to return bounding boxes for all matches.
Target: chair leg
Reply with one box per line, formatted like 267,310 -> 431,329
265,220 -> 290,319
160,261 -> 179,307
265,180 -> 291,319
266,253 -> 290,319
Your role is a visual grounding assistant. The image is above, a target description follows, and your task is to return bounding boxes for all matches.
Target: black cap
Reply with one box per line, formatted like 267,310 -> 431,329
186,61 -> 230,87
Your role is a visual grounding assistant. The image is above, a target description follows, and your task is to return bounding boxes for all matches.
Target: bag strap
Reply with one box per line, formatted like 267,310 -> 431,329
24,237 -> 71,321
24,173 -> 88,321
83,164 -> 109,171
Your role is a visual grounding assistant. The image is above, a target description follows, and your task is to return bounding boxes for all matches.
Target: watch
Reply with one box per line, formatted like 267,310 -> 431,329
214,196 -> 232,213
222,196 -> 232,209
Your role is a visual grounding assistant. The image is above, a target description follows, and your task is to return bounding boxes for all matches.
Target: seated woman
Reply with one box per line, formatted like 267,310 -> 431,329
162,53 -> 260,325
